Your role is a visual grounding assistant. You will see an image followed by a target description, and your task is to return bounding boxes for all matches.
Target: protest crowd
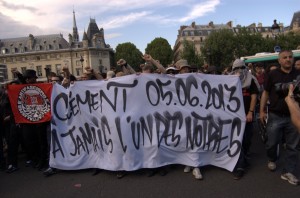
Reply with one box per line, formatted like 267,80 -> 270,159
1,51 -> 300,186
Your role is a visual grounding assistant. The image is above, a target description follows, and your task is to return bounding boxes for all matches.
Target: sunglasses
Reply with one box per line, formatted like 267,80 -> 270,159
233,66 -> 246,71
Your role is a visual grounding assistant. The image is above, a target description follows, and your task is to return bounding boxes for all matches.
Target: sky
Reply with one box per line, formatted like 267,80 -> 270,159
0,0 -> 299,53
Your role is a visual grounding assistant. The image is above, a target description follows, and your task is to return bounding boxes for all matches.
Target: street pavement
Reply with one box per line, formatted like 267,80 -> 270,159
1,127 -> 300,198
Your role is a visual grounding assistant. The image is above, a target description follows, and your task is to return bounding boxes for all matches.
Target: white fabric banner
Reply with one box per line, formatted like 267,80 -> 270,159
50,73 -> 245,172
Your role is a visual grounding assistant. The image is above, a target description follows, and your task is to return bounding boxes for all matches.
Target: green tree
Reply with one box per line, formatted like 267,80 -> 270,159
145,37 -> 173,67
234,28 -> 269,57
180,39 -> 203,69
276,31 -> 300,51
201,29 -> 236,69
115,42 -> 144,72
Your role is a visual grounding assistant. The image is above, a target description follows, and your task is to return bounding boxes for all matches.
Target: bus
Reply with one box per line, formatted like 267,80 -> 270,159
241,49 -> 300,67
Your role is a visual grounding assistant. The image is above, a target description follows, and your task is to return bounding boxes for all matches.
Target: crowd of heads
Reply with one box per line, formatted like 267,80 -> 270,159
1,52 -> 300,92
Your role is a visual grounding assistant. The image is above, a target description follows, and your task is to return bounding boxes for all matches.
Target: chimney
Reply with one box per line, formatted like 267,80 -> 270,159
27,34 -> 34,50
191,21 -> 195,28
226,21 -> 232,28
248,23 -> 256,28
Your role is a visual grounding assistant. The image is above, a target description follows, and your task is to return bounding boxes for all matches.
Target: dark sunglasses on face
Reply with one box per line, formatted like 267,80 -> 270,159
233,66 -> 246,71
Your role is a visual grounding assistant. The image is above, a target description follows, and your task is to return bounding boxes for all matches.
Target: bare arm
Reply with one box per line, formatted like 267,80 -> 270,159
117,59 -> 136,75
143,54 -> 166,74
124,63 -> 136,74
246,93 -> 257,122
61,66 -> 71,88
11,68 -> 26,84
85,66 -> 103,80
285,84 -> 300,131
93,71 -> 103,80
259,90 -> 269,123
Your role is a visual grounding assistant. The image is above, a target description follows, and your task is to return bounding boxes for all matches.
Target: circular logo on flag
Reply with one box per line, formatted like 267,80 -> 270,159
17,85 -> 50,122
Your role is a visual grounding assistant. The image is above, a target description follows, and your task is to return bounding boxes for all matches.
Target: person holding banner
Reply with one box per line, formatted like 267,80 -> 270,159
175,59 -> 203,180
230,59 -> 259,180
10,69 -> 49,170
3,80 -> 24,173
260,50 -> 300,185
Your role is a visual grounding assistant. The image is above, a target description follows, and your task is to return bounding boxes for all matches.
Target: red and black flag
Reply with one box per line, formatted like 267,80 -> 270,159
7,83 -> 52,123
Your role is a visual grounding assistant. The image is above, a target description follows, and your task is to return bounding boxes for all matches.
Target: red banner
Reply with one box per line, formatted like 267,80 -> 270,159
7,83 -> 53,124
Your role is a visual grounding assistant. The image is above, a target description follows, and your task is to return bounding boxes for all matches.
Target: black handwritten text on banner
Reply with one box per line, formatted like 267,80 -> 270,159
50,73 -> 245,172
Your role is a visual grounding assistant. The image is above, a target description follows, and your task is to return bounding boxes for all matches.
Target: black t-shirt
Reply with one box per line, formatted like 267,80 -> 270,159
242,78 -> 259,113
264,67 -> 300,115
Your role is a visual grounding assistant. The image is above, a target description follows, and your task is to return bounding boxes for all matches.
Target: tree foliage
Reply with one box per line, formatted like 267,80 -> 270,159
276,32 -> 300,50
145,37 -> 173,67
115,42 -> 144,72
180,40 -> 204,69
201,29 -> 236,69
201,28 -> 300,71
233,28 -> 269,58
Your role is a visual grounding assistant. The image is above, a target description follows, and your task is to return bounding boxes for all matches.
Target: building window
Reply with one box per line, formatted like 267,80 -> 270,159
2,48 -> 7,54
12,67 -> 18,78
56,64 -> 61,75
46,65 -> 51,72
0,64 -> 8,82
99,59 -> 102,65
36,66 -> 43,77
36,56 -> 40,61
76,68 -> 81,76
21,67 -> 27,74
35,45 -> 40,50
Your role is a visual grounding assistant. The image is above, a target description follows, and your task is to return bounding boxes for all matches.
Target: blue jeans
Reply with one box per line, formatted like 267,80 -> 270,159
266,112 -> 300,173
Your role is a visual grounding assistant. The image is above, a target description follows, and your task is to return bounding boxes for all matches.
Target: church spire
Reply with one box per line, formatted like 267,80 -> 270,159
72,10 -> 79,42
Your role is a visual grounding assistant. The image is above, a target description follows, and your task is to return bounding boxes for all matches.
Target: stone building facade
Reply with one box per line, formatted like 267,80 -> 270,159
173,10 -> 300,62
0,11 -> 114,83
173,20 -> 286,62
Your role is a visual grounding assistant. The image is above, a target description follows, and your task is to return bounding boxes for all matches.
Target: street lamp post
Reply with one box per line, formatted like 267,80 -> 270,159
271,19 -> 281,52
80,56 -> 84,73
